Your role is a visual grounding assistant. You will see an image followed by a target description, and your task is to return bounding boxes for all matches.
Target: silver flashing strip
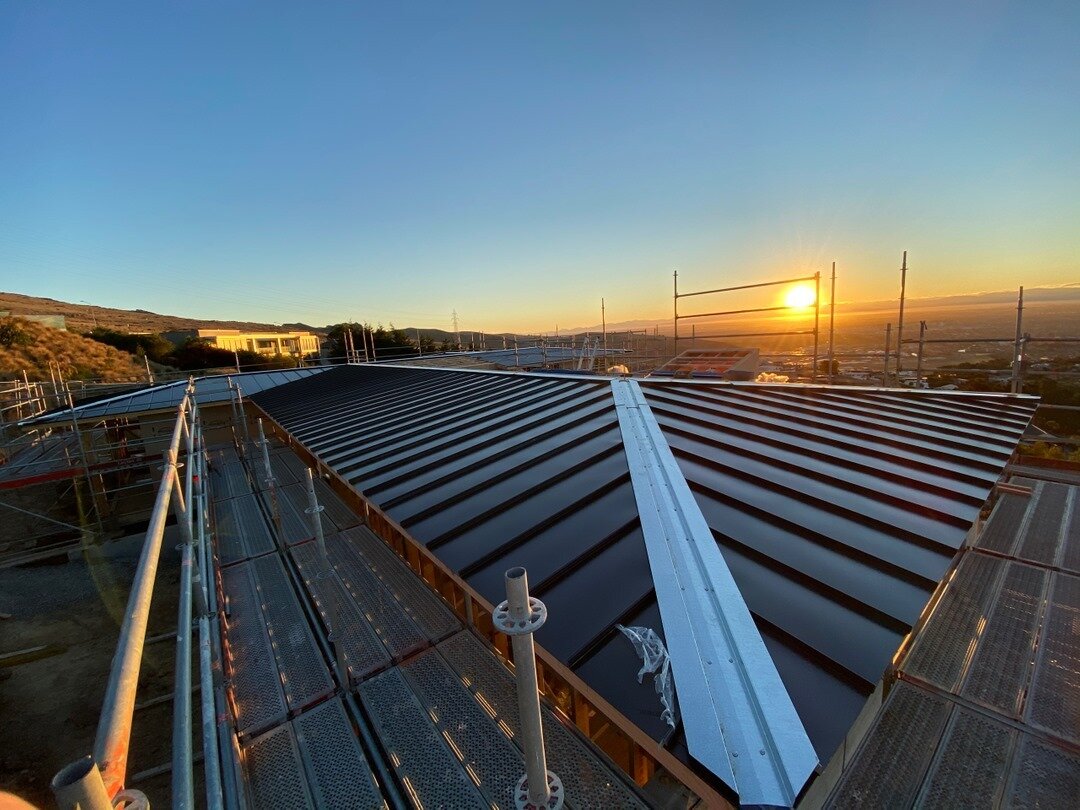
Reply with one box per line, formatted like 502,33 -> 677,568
611,377 -> 818,807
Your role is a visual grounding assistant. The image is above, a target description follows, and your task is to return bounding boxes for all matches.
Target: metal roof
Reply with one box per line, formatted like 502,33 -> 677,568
249,364 -> 1036,787
24,367 -> 329,424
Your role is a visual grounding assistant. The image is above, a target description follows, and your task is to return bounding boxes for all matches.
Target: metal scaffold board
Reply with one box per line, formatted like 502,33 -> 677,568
1016,483 -> 1070,567
358,667 -> 489,809
959,561 -> 1047,717
1026,571 -> 1080,745
294,697 -> 385,809
208,455 -> 252,502
313,476 -> 362,532
903,552 -> 1006,691
401,647 -> 525,809
213,492 -> 276,566
249,554 -> 335,714
916,707 -> 1014,808
975,491 -> 1031,555
270,448 -> 309,486
1002,735 -> 1080,808
1060,488 -> 1080,574
290,541 -> 392,681
242,723 -> 314,810
827,681 -> 952,807
327,536 -> 428,660
345,526 -> 461,643
261,483 -> 317,546
437,630 -> 649,810
222,563 -> 288,736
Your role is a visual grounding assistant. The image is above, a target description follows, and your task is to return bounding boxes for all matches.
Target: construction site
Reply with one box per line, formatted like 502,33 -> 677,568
0,279 -> 1078,810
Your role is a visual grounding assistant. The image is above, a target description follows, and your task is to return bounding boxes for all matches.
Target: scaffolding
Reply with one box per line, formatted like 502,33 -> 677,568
673,270 -> 822,381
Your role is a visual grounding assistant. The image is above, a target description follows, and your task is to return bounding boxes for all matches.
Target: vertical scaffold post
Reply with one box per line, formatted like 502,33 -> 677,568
494,567 -> 564,810
916,321 -> 928,389
812,270 -> 820,382
827,261 -> 836,385
303,467 -> 329,570
1011,286 -> 1025,394
302,466 -> 348,684
896,250 -> 908,377
882,323 -> 892,387
672,270 -> 679,353
51,757 -> 112,810
256,419 -> 281,533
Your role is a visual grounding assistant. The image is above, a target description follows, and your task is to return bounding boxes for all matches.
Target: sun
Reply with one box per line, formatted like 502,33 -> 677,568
784,284 -> 816,308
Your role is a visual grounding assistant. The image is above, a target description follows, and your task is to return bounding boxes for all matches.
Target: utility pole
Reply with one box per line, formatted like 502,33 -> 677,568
896,251 -> 907,378
827,262 -> 836,385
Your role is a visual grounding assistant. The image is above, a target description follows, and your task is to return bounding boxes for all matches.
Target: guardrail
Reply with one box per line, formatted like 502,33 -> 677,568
50,379 -> 226,810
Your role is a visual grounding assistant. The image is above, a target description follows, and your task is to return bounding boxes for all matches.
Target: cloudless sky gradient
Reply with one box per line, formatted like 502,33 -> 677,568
1,1 -> 1077,332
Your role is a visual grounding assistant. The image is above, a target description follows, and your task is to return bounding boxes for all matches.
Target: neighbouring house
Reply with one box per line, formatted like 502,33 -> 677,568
164,328 -> 320,357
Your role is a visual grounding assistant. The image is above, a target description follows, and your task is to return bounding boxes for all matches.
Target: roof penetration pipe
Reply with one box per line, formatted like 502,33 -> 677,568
494,567 -> 564,810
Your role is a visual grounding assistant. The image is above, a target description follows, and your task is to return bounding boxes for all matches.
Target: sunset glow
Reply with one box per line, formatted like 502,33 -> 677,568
784,284 -> 816,309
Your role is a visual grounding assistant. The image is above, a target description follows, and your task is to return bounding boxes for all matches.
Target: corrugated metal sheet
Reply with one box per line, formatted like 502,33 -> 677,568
27,367 -> 329,424
250,365 -> 1037,770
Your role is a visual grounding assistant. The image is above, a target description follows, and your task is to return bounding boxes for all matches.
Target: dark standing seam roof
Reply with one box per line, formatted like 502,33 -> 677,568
636,380 -> 1037,758
250,365 -> 1037,766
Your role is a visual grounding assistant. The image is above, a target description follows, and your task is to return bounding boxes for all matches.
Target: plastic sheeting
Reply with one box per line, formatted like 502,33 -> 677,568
617,624 -> 676,728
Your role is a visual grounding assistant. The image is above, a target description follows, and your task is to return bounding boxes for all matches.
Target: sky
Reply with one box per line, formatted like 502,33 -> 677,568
1,1 -> 1077,333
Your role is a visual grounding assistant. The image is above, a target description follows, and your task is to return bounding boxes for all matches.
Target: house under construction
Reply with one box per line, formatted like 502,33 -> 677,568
2,362 -> 1077,809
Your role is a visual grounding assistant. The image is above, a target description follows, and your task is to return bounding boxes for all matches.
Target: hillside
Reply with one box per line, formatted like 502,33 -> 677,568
0,317 -> 148,383
0,291 -> 317,336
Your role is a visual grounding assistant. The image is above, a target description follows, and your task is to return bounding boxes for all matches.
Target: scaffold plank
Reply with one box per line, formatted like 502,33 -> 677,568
402,648 -> 524,808
242,723 -> 315,810
290,541 -> 392,682
222,564 -> 288,736
437,630 -> 649,810
344,526 -> 461,643
327,536 -> 428,660
359,667 -> 488,809
250,554 -> 334,714
294,697 -> 384,809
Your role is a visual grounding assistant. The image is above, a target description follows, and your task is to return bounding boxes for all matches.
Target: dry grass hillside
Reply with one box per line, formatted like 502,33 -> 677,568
0,317 -> 147,383
0,291 -> 312,335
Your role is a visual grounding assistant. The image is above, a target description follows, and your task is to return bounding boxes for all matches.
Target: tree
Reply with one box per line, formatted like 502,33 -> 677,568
325,322 -> 417,362
87,328 -> 174,364
0,319 -> 31,348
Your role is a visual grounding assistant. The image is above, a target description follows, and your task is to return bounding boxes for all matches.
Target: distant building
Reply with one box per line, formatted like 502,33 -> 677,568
164,328 -> 320,357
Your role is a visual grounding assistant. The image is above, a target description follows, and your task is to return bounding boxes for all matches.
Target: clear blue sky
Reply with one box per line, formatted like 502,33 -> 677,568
1,2 -> 1077,332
